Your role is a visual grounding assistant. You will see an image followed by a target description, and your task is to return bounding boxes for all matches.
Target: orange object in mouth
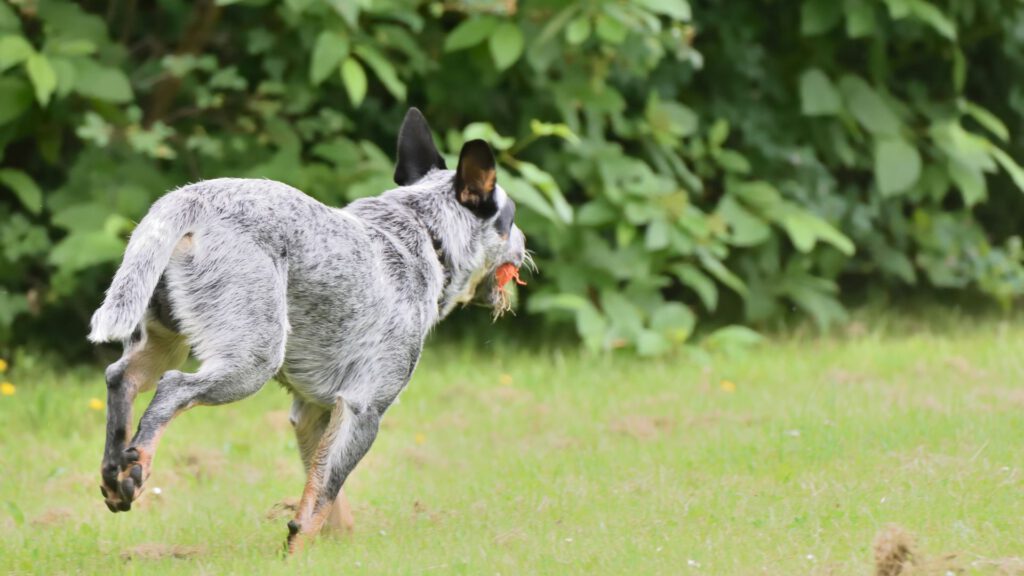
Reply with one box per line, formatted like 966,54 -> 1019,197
495,263 -> 526,289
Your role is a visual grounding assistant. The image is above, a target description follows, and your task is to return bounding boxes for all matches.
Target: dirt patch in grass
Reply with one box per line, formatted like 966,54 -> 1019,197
493,527 -> 527,546
944,355 -> 987,379
974,387 -> 1024,411
609,414 -> 675,440
120,543 -> 205,561
263,409 -> 292,432
478,385 -> 534,408
684,410 -> 759,428
173,447 -> 227,481
30,507 -> 74,527
970,557 -> 1024,575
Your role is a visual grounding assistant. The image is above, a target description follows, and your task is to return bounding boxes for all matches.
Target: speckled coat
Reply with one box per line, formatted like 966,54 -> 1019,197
87,108 -> 527,552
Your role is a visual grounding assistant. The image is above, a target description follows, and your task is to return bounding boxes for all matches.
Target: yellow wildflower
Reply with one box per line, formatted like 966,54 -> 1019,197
719,379 -> 737,393
499,373 -> 514,386
88,398 -> 105,411
0,359 -> 7,372
414,433 -> 426,445
1,382 -> 14,396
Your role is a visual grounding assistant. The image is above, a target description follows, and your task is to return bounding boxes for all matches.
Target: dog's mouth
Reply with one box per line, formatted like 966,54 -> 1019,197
487,261 -> 530,318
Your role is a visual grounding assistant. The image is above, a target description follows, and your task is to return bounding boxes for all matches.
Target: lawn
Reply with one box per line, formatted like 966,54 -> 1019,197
1,317 -> 1023,575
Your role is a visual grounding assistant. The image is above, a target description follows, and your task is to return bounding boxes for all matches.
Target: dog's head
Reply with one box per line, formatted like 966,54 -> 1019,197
392,108 -> 529,317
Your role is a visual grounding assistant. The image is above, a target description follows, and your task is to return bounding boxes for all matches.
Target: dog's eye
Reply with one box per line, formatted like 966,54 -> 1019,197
493,197 -> 515,237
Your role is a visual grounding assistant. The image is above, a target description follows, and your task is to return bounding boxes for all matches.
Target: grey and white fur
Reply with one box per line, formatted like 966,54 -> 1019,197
88,108 -> 528,552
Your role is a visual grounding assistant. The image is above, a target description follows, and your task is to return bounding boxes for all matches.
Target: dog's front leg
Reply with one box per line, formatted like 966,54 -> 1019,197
286,395 -> 381,554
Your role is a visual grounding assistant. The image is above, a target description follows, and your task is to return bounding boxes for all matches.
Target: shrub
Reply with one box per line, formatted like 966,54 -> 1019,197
1,0 -> 1023,355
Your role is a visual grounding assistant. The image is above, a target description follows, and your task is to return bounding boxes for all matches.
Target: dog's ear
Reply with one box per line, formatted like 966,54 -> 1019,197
394,107 -> 447,186
454,139 -> 497,215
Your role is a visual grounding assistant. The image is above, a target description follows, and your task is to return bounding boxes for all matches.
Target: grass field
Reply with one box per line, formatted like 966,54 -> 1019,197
2,316 -> 1023,575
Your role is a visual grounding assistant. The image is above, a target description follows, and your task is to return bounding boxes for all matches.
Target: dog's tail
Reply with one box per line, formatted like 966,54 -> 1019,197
88,192 -> 205,343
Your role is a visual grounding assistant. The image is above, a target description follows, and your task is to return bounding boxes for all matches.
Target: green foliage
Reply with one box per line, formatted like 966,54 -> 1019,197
1,0 -> 1024,355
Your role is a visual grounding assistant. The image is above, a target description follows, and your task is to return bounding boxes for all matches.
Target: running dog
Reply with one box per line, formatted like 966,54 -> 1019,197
88,108 -> 528,552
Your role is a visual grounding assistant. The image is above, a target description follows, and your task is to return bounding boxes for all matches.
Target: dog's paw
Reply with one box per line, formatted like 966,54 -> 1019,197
100,447 -> 149,512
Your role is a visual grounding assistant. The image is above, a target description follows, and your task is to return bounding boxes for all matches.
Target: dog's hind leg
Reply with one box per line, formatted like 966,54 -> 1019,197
101,319 -> 189,512
290,398 -> 355,534
286,385 -> 400,553
112,237 -> 289,508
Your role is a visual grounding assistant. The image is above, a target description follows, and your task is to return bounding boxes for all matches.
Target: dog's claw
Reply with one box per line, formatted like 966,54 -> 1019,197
100,485 -> 108,498
105,500 -> 118,513
117,500 -> 131,512
123,447 -> 139,463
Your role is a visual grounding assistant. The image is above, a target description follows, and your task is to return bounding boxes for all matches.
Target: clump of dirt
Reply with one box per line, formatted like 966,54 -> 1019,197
872,524 -> 963,576
874,524 -> 917,576
120,543 -> 205,561
265,498 -> 299,520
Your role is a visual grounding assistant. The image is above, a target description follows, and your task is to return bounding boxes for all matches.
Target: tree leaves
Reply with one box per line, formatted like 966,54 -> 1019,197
0,35 -> 32,72
565,17 -> 591,45
25,53 -> 56,106
799,68 -> 842,116
442,16 -> 524,70
0,169 -> 43,214
340,57 -> 367,107
778,208 -> 855,255
0,77 -> 32,125
309,31 -> 349,85
801,0 -> 843,35
874,139 -> 922,196
635,0 -> 692,21
489,23 -> 524,71
71,59 -> 133,103
839,75 -> 901,135
888,0 -> 957,39
844,0 -> 877,37
353,45 -> 406,101
444,17 -> 497,52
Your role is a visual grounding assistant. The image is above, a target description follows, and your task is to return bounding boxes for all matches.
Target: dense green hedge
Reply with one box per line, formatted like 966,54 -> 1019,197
1,0 -> 1023,355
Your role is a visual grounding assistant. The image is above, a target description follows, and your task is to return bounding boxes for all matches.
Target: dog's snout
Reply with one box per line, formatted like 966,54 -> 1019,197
509,226 -> 526,266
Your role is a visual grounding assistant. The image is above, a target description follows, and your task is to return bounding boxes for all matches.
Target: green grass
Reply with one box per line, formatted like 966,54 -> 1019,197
2,319 -> 1023,575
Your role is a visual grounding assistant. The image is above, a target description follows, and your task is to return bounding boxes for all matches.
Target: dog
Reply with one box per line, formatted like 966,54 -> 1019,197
88,108 -> 528,552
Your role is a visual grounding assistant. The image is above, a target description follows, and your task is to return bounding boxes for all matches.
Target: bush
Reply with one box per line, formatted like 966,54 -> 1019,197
1,0 -> 1023,356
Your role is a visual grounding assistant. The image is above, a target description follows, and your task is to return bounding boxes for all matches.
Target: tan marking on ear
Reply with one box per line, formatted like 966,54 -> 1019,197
458,169 -> 496,206
479,170 -> 496,195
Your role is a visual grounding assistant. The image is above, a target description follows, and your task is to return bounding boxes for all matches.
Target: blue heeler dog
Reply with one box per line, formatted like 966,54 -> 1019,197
88,108 -> 529,552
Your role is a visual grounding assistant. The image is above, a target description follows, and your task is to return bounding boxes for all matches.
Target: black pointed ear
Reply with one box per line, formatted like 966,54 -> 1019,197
394,107 -> 446,186
454,139 -> 497,216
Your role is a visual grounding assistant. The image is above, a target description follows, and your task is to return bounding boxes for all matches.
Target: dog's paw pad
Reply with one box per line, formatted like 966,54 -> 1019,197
119,476 -> 136,501
129,464 -> 143,484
